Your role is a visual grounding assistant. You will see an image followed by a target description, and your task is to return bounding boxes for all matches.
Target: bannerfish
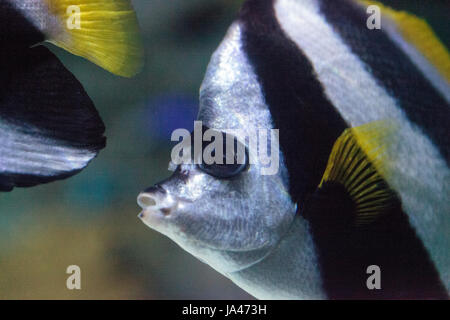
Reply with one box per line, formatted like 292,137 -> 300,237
0,0 -> 143,191
137,0 -> 449,299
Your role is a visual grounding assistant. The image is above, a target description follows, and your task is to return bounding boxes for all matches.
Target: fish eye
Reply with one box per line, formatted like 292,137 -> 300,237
197,134 -> 249,179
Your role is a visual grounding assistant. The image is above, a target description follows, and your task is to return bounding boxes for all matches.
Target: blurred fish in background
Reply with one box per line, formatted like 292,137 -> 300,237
0,0 -> 251,299
0,0 -> 447,299
0,0 -> 143,192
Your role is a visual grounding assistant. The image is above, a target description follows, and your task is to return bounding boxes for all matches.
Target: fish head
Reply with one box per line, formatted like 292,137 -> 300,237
137,155 -> 295,274
138,23 -> 297,274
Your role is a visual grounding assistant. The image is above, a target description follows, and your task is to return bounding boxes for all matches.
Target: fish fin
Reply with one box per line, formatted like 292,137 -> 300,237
358,0 -> 450,83
304,120 -> 397,227
0,46 -> 105,192
44,0 -> 143,77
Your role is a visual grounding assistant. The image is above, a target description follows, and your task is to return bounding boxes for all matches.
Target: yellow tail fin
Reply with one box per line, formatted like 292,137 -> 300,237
45,0 -> 143,77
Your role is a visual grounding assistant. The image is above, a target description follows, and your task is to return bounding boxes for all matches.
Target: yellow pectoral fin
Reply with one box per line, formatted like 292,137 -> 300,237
358,0 -> 450,83
319,120 -> 397,226
45,0 -> 143,77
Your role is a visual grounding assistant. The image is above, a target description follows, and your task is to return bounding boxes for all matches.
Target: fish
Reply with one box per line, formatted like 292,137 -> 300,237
137,0 -> 449,299
0,0 -> 143,191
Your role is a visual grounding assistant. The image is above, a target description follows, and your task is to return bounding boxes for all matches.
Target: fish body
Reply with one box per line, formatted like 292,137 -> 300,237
138,0 -> 449,299
0,0 -> 142,191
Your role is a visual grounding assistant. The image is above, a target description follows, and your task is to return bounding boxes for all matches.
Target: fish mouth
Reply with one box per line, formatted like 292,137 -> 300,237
137,191 -> 177,227
138,194 -> 173,216
137,188 -> 199,232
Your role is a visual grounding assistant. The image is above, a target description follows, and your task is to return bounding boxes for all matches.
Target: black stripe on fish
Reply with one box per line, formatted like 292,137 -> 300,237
0,1 -> 45,48
304,182 -> 448,299
319,0 -> 450,163
239,0 -> 348,204
0,45 -> 106,191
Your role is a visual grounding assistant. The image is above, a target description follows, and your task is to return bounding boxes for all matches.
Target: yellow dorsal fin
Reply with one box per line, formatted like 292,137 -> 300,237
319,120 -> 397,226
358,0 -> 450,83
44,0 -> 143,77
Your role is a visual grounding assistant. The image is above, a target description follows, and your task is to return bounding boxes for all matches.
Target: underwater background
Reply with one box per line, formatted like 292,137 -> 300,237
0,0 -> 448,299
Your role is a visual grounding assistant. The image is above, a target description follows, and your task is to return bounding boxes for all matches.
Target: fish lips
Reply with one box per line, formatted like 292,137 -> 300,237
137,188 -> 192,235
